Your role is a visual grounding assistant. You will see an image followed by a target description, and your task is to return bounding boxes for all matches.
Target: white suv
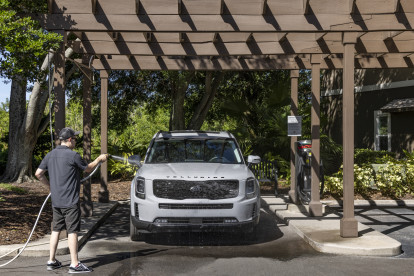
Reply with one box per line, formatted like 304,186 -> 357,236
130,131 -> 261,240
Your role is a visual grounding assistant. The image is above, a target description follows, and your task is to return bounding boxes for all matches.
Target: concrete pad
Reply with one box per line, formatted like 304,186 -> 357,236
0,201 -> 119,257
261,196 -> 402,256
322,199 -> 414,208
261,195 -> 288,212
285,212 -> 402,256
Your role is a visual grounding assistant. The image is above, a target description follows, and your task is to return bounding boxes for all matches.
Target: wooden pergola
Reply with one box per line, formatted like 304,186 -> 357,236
40,0 -> 414,238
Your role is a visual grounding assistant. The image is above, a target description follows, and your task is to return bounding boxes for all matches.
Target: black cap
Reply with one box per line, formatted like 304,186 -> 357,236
58,127 -> 80,140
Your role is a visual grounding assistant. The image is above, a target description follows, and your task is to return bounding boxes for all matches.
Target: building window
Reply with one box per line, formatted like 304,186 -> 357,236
374,110 -> 391,151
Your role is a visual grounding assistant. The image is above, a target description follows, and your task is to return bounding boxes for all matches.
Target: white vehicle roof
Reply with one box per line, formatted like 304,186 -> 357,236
153,131 -> 235,139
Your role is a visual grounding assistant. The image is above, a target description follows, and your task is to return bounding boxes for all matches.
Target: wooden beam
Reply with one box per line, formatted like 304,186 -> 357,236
38,13 -> 414,32
213,32 -> 220,43
383,31 -> 404,40
303,0 -> 310,15
277,33 -> 288,43
108,32 -> 119,41
349,0 -> 356,14
246,33 -> 254,43
179,32 -> 186,43
394,0 -> 401,13
85,55 -> 414,71
135,0 -> 140,14
144,32 -> 152,42
73,38 -> 414,56
48,0 -> 53,14
262,0 -> 267,15
178,0 -> 182,15
315,32 -> 327,41
220,0 -> 225,15
340,39 -> 358,238
91,0 -> 97,14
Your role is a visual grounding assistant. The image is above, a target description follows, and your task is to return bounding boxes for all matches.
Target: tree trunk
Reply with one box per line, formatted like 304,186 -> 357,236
0,44 -> 78,183
187,71 -> 224,130
170,72 -> 195,131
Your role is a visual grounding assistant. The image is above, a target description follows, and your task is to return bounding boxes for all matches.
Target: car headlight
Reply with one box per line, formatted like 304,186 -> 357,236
245,177 -> 257,199
135,177 -> 145,199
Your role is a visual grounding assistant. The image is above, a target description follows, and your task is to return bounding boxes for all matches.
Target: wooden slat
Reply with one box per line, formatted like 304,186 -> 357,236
80,31 -> 413,44
91,0 -> 97,14
182,0 -> 221,15
38,13 -> 413,32
51,0 -> 408,15
72,38 -> 414,56
83,55 -> 414,70
224,0 -> 264,15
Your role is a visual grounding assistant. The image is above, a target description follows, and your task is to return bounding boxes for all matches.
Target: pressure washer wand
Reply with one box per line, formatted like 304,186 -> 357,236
108,154 -> 126,162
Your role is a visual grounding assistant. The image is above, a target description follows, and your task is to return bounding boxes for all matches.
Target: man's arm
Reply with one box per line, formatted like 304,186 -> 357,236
35,168 -> 50,188
84,154 -> 108,173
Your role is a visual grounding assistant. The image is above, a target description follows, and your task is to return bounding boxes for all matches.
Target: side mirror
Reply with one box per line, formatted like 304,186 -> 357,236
247,155 -> 261,164
128,155 -> 142,167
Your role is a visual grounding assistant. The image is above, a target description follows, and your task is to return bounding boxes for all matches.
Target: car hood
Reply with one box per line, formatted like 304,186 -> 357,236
138,163 -> 253,180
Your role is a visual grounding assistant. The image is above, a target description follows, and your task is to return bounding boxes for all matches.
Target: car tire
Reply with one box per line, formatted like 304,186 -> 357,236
130,217 -> 144,241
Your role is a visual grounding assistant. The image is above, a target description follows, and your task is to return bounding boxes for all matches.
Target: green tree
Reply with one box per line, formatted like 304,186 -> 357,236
0,0 -> 66,182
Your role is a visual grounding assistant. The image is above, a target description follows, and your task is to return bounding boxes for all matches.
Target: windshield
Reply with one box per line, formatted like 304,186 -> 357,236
146,138 -> 243,164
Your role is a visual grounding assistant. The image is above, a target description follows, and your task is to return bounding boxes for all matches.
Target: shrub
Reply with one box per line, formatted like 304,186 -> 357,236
324,164 -> 375,195
354,148 -> 396,165
324,168 -> 343,195
354,164 -> 375,194
375,161 -> 407,197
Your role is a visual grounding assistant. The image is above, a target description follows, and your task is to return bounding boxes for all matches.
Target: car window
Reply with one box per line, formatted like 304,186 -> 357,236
146,138 -> 243,164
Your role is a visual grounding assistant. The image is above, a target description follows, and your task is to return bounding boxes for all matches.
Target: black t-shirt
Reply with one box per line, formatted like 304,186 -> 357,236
39,145 -> 88,208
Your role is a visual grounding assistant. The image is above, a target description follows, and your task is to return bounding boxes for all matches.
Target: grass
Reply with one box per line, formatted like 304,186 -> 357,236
0,183 -> 27,194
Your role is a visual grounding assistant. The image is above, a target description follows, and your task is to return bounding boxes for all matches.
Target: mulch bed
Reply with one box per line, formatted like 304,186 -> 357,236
0,181 -> 130,246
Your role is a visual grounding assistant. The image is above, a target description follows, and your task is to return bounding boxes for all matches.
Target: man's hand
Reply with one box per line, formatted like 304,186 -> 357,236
98,154 -> 108,162
85,154 -> 108,173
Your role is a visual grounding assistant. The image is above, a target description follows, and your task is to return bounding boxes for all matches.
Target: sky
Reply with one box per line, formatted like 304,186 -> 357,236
0,77 -> 11,103
0,77 -> 32,104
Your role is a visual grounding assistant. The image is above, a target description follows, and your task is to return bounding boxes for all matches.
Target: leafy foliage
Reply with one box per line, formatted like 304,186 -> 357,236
354,148 -> 396,165
0,0 -> 62,81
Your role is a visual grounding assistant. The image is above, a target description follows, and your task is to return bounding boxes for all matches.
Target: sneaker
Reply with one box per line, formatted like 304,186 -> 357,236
68,262 -> 93,273
47,259 -> 62,271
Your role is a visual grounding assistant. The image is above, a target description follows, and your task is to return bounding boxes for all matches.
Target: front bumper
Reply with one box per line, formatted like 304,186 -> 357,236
131,214 -> 259,233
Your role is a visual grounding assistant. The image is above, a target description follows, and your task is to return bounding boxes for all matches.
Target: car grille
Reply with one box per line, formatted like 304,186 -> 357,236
154,217 -> 238,224
159,203 -> 233,209
153,180 -> 239,200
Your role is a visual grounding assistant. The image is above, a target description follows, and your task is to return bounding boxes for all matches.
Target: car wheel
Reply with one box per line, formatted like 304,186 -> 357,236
130,217 -> 144,241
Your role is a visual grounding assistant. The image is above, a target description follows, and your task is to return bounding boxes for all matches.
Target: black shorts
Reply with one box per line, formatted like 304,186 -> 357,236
52,203 -> 81,234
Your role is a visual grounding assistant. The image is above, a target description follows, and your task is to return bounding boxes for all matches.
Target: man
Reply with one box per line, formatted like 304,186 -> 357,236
35,127 -> 108,273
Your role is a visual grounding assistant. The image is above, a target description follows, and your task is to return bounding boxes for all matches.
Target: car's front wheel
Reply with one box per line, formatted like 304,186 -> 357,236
130,217 -> 145,241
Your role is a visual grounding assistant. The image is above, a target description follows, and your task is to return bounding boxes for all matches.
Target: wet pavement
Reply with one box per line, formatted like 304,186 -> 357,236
328,205 -> 414,258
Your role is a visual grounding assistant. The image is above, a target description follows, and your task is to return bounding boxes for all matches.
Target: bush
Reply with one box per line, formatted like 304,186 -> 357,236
324,164 -> 374,195
375,161 -> 408,197
354,148 -> 396,165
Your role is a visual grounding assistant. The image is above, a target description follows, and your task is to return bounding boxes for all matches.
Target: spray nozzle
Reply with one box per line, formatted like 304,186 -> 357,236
108,154 -> 141,167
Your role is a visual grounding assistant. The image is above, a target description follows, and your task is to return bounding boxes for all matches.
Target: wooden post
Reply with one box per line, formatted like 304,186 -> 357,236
289,69 -> 299,204
341,33 -> 358,238
99,70 -> 110,203
81,55 -> 93,217
53,30 -> 66,143
309,55 -> 323,217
